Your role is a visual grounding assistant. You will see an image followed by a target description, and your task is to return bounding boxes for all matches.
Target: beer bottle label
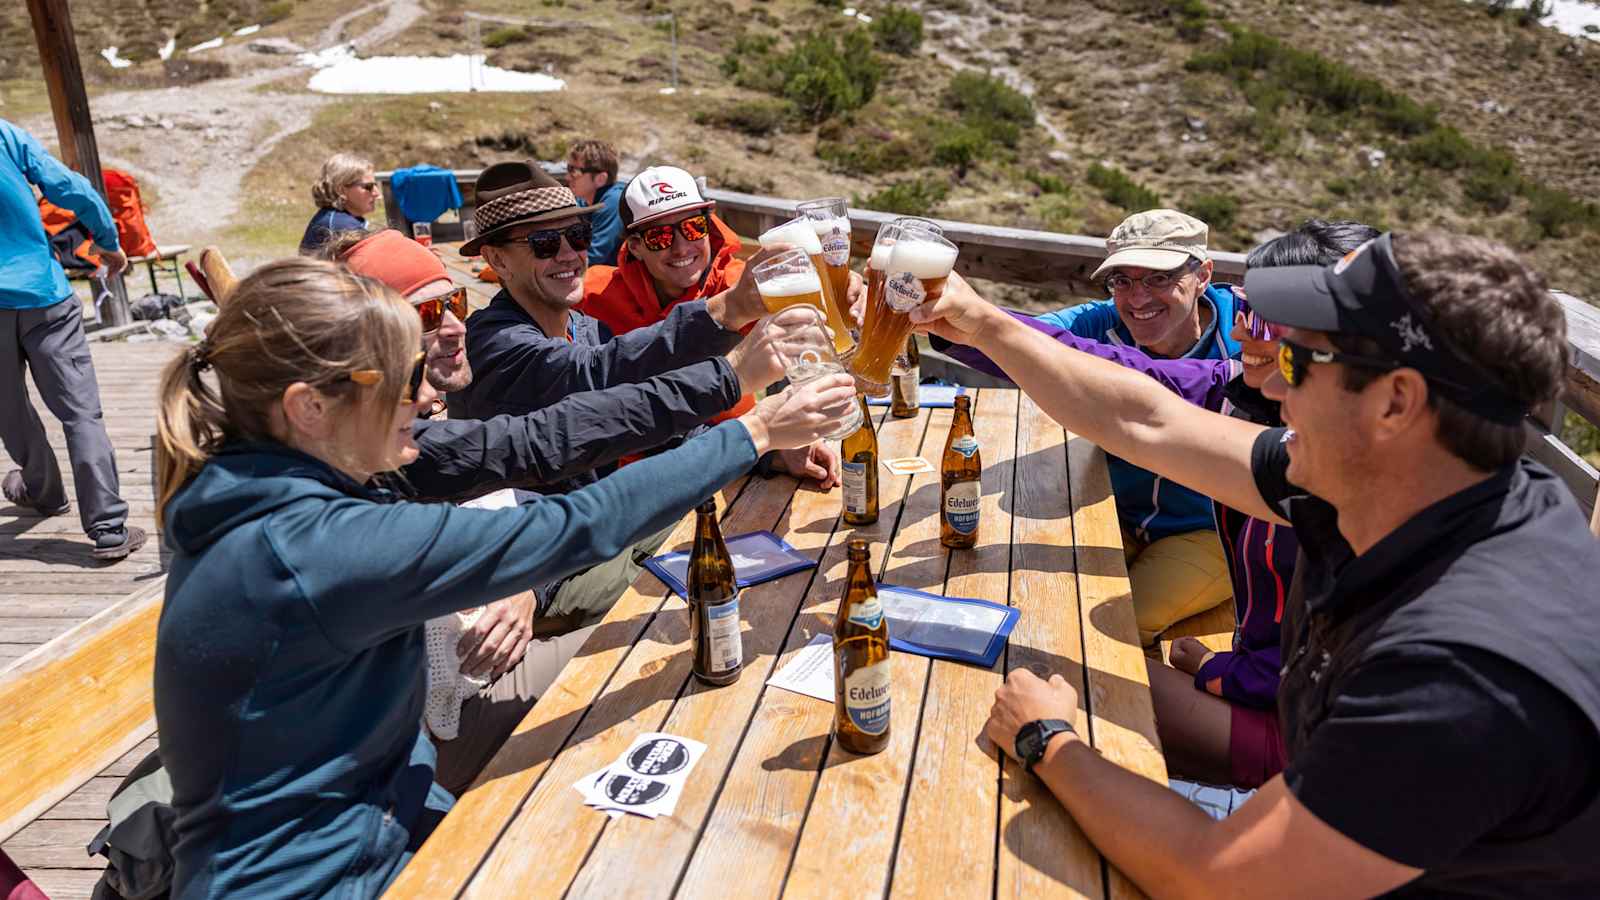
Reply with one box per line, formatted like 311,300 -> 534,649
822,226 -> 850,266
950,435 -> 980,458
842,461 -> 869,514
704,593 -> 742,673
843,659 -> 891,736
846,594 -> 883,629
884,271 -> 926,312
944,481 -> 981,535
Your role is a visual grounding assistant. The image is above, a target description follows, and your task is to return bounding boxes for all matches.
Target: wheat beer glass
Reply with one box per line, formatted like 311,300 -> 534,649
796,197 -> 854,334
851,226 -> 957,395
759,220 -> 854,355
764,305 -> 863,440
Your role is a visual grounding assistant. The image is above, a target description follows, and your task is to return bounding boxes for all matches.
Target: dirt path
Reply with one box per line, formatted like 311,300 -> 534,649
20,0 -> 424,250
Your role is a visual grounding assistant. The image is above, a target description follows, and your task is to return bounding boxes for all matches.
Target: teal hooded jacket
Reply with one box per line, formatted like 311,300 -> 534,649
155,421 -> 757,898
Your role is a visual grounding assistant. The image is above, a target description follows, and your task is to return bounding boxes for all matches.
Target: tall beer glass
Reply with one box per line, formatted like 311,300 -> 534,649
851,227 -> 957,395
796,197 -> 854,335
759,219 -> 854,356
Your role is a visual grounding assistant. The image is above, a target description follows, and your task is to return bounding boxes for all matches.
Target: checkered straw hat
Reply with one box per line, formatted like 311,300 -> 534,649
460,160 -> 595,257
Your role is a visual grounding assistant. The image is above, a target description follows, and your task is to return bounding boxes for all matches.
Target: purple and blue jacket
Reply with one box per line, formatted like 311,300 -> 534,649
938,312 -> 1295,708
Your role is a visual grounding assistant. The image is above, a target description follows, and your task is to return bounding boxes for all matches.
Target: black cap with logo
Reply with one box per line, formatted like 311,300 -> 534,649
1242,233 -> 1526,425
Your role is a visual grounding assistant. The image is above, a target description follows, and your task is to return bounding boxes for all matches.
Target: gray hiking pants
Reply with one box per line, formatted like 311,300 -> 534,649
0,296 -> 126,537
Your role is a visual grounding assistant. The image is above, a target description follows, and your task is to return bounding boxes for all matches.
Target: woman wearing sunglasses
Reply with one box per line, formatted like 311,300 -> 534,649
299,152 -> 378,256
150,258 -> 856,899
930,220 -> 1377,792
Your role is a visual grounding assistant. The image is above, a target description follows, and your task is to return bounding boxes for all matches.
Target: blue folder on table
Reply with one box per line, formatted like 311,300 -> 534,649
876,583 -> 1019,668
644,530 -> 817,599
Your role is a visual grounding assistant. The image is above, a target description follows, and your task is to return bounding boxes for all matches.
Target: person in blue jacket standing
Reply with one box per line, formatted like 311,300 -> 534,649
0,118 -> 144,560
150,257 -> 855,899
1033,209 -> 1244,647
566,139 -> 627,266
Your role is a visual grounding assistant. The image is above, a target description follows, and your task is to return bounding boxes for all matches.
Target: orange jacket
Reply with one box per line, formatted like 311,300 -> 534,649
581,214 -> 754,421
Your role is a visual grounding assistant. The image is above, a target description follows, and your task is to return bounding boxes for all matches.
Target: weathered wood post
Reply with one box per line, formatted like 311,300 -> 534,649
26,0 -> 132,326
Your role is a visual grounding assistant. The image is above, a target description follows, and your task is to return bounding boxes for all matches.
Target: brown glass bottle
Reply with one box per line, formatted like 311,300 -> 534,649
688,499 -> 742,686
940,394 -> 982,549
834,539 -> 891,754
889,337 -> 920,418
840,395 -> 879,526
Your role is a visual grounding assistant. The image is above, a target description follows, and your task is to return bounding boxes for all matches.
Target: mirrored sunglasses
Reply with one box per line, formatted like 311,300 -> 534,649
413,286 -> 470,333
1276,339 -> 1396,388
638,212 -> 710,253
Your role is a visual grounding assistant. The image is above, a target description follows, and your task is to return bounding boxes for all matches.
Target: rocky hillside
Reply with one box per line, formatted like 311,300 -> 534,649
3,0 -> 1598,307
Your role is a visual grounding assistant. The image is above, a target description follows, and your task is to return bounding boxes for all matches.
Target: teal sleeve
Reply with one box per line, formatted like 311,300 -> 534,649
1034,298 -> 1115,338
12,123 -> 119,251
279,420 -> 759,650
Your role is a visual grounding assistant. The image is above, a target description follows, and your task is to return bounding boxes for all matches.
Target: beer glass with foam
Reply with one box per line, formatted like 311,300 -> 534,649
851,226 -> 957,395
796,197 -> 854,334
759,220 -> 855,356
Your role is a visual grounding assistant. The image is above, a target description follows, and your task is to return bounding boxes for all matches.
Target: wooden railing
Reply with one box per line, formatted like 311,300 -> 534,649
377,168 -> 1600,527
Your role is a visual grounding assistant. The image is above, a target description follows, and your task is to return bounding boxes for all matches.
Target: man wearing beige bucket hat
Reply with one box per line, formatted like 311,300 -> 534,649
1035,209 -> 1249,649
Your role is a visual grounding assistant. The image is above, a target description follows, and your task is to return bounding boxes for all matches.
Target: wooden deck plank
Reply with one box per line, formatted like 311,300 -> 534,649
22,867 -> 104,900
3,339 -> 170,671
671,407 -> 930,900
2,818 -> 105,869
780,405 -> 957,900
889,389 -> 1021,899
459,477 -> 804,898
998,395 -> 1104,899
385,478 -> 751,899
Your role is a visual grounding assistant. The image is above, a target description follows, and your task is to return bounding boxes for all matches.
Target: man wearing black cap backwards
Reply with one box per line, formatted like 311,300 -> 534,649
913,232 -> 1600,896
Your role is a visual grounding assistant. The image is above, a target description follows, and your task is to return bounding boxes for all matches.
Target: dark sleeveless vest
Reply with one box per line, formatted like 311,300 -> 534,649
1279,461 -> 1600,895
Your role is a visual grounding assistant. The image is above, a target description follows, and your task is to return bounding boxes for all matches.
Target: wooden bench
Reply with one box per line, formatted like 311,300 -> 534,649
0,577 -> 164,882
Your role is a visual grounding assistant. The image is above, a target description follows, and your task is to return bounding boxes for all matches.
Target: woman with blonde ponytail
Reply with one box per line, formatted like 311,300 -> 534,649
151,258 -> 857,899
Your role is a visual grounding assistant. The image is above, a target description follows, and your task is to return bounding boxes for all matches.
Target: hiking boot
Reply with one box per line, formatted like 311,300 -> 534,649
92,525 -> 148,561
3,469 -> 70,516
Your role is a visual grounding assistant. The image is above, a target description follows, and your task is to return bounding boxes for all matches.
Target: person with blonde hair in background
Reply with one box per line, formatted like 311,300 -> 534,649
150,257 -> 855,898
300,152 -> 379,255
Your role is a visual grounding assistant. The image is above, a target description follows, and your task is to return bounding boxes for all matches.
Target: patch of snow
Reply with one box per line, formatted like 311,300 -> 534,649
301,48 -> 566,94
233,24 -> 262,37
158,37 -> 176,60
1471,0 -> 1600,41
101,47 -> 133,69
659,86 -> 678,95
857,12 -> 874,23
188,37 -> 225,53
842,7 -> 858,15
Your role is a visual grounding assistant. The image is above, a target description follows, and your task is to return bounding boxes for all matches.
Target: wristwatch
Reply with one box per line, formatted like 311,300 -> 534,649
1015,718 -> 1075,773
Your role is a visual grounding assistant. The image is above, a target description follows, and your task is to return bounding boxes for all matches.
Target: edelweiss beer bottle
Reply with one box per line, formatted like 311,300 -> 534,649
840,395 -> 879,526
940,394 -> 981,549
834,539 -> 891,754
889,337 -> 920,418
688,499 -> 742,686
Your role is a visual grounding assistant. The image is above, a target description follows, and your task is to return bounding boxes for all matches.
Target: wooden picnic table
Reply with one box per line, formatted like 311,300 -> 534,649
386,388 -> 1167,899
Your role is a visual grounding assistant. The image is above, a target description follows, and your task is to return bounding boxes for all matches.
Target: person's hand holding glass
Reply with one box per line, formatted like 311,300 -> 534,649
762,304 -> 863,440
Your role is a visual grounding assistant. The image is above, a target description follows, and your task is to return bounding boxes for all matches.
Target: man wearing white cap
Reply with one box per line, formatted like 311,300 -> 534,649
1036,208 -> 1248,648
582,164 -> 839,485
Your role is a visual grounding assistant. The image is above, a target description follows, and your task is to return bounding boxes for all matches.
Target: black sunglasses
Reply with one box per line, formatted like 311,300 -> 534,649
500,220 -> 592,260
1276,339 -> 1397,388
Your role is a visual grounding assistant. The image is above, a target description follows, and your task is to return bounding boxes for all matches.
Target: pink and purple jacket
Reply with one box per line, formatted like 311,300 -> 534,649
937,312 -> 1295,708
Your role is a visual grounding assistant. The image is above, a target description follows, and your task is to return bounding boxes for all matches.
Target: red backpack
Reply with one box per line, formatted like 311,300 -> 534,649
101,168 -> 157,258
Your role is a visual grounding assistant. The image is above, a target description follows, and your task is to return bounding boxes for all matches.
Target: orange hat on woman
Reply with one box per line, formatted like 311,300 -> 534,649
340,229 -> 446,298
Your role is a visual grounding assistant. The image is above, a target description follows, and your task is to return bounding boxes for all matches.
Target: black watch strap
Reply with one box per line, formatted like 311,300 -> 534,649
1016,718 -> 1075,773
